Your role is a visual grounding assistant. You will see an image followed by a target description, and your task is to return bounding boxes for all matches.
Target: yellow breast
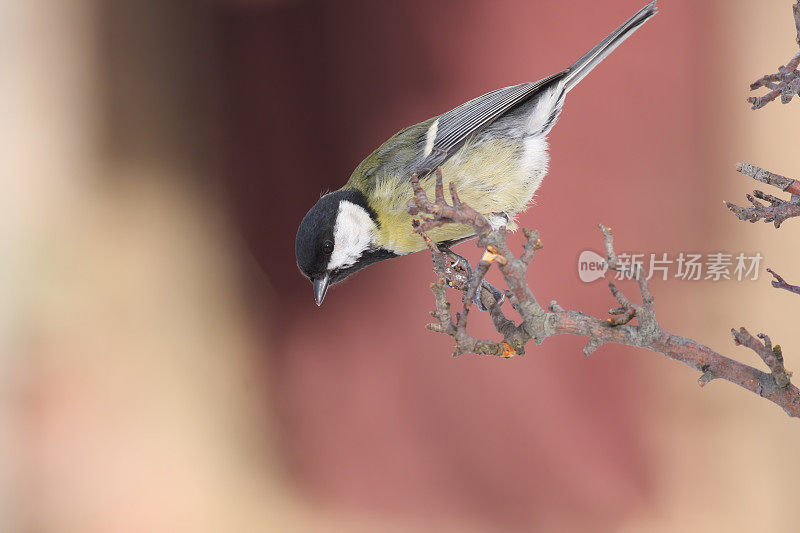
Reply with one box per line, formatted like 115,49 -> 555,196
372,136 -> 547,254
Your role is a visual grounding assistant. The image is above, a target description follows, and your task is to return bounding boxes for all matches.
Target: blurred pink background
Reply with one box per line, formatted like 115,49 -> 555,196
4,1 -> 800,531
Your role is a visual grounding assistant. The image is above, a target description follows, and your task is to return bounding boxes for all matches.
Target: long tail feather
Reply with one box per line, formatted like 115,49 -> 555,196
564,1 -> 657,93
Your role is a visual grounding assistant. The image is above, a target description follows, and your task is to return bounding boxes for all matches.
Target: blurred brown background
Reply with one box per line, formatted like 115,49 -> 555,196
4,0 -> 800,531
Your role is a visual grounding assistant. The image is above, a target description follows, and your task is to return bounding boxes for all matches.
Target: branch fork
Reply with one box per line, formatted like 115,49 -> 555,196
767,268 -> 800,295
725,162 -> 800,228
732,328 -> 793,389
747,2 -> 800,109
748,52 -> 800,109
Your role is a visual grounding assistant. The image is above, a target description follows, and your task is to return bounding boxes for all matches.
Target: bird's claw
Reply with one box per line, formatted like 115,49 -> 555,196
475,280 -> 505,311
438,248 -> 504,311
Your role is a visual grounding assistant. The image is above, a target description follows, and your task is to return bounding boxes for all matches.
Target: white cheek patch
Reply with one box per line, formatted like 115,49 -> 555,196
327,200 -> 377,271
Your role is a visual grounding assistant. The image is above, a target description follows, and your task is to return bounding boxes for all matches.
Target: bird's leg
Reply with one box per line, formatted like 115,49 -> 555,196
439,247 -> 471,276
440,247 -> 505,311
479,280 -> 506,311
409,169 -> 503,311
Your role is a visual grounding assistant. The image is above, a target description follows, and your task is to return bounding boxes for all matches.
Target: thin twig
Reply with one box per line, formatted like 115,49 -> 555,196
767,268 -> 800,295
747,2 -> 800,109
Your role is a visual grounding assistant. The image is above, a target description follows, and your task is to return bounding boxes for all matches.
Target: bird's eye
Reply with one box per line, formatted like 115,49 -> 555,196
322,240 -> 334,254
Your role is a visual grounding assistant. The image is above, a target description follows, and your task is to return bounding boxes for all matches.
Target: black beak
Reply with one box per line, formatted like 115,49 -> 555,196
313,273 -> 330,306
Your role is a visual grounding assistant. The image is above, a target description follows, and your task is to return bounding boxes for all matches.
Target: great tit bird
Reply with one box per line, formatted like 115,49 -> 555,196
296,1 -> 657,306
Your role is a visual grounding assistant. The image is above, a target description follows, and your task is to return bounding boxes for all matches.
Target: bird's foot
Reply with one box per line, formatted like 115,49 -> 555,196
439,248 -> 504,311
477,279 -> 505,311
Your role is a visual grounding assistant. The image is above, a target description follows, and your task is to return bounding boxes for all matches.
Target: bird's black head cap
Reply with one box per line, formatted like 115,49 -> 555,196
296,189 -> 397,305
295,189 -> 376,279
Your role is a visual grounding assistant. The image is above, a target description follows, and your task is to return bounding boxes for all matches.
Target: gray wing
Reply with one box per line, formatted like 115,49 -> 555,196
415,70 -> 568,174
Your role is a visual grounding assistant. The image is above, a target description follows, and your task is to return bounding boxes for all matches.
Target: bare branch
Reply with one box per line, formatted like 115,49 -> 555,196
736,162 -> 800,194
795,0 -> 800,46
725,162 -> 800,227
747,2 -> 800,109
767,268 -> 800,295
409,171 -> 800,419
